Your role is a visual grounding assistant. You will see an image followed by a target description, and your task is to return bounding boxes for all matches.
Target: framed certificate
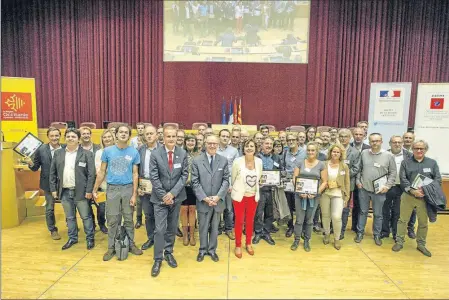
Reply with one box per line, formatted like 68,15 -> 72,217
295,177 -> 320,195
411,174 -> 433,189
260,170 -> 281,186
373,175 -> 387,194
139,178 -> 153,194
13,132 -> 44,157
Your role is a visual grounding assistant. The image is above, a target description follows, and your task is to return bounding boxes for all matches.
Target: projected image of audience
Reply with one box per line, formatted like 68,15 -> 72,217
164,0 -> 310,63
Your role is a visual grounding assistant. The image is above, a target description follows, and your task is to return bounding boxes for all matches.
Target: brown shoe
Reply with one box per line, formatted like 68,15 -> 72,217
226,230 -> 236,240
245,245 -> 254,256
234,247 -> 242,259
182,226 -> 189,246
51,230 -> 61,240
129,244 -> 143,255
189,226 -> 196,246
334,239 -> 341,250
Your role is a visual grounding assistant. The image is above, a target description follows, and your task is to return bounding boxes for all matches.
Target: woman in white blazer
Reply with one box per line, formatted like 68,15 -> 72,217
231,139 -> 263,258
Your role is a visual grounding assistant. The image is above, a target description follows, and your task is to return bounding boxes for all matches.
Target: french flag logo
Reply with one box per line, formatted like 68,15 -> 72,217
430,98 -> 444,109
379,90 -> 401,97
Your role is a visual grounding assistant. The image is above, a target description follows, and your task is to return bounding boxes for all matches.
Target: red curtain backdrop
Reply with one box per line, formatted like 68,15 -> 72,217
1,0 -> 448,129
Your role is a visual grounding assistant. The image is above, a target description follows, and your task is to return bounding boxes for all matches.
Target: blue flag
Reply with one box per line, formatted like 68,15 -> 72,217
221,97 -> 227,124
228,97 -> 234,125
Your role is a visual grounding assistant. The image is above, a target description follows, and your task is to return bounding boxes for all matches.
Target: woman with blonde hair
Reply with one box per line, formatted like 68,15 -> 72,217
290,141 -> 328,252
180,134 -> 200,246
93,129 -> 116,234
321,144 -> 350,250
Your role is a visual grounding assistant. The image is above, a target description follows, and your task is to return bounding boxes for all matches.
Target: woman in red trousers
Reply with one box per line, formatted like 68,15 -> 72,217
231,139 -> 263,258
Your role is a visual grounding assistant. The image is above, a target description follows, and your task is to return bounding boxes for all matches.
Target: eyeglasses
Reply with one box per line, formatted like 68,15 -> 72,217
391,141 -> 402,144
413,148 -> 425,151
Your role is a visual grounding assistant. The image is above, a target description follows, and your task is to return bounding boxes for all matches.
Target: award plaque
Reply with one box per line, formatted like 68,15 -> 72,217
260,170 -> 281,186
139,178 -> 153,194
295,177 -> 320,195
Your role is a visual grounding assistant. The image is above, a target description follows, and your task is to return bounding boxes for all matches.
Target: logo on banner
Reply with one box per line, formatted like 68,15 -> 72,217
379,90 -> 401,98
430,98 -> 444,110
1,92 -> 33,121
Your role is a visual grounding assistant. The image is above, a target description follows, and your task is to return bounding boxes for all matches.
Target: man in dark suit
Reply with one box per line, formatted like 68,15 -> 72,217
25,127 -> 63,240
253,136 -> 283,245
149,125 -> 188,277
381,135 -> 415,240
49,128 -> 95,250
350,127 -> 371,231
137,125 -> 160,251
191,135 -> 229,262
79,126 -> 105,233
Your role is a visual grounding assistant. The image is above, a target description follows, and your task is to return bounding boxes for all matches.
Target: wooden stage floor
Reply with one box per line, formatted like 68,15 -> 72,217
2,206 -> 449,299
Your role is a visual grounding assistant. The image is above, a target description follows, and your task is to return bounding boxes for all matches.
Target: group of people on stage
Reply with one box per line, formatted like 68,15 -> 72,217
25,120 -> 443,277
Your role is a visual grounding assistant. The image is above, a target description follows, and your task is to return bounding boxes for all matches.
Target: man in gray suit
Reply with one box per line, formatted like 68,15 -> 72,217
49,128 -> 95,250
25,127 -> 63,240
191,135 -> 229,262
149,125 -> 189,277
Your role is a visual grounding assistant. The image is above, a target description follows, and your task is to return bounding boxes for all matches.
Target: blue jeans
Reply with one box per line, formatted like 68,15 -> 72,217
357,188 -> 386,237
223,192 -> 234,231
60,189 -> 94,242
44,190 -> 58,232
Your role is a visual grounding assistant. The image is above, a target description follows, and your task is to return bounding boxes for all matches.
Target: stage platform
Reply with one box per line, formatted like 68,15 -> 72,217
2,206 -> 449,299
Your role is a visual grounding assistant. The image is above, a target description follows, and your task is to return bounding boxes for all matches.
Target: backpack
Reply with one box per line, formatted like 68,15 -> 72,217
114,225 -> 130,261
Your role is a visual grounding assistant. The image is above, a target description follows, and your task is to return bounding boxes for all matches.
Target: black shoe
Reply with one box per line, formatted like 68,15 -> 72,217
313,225 -> 321,233
374,235 -> 382,246
87,240 -> 95,250
217,228 -> 223,235
141,239 -> 154,250
100,225 -> 108,234
151,261 -> 162,277
197,252 -> 206,262
340,232 -> 345,240
209,252 -> 219,262
252,234 -> 262,244
290,239 -> 300,251
135,221 -> 142,229
270,224 -> 279,233
62,239 -> 78,250
380,232 -> 390,239
285,227 -> 294,238
176,227 -> 183,237
354,233 -> 363,243
164,253 -> 178,268
408,230 -> 416,239
304,240 -> 311,252
261,233 -> 276,245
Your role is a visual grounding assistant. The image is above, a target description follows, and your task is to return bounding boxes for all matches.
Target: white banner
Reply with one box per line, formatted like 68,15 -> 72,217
368,83 -> 412,148
414,83 -> 449,175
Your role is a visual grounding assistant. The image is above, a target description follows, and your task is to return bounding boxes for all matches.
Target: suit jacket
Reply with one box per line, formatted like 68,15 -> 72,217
29,143 -> 66,192
49,146 -> 95,201
137,143 -> 160,178
149,145 -> 189,204
345,145 -> 361,191
350,142 -> 371,152
191,152 -> 230,213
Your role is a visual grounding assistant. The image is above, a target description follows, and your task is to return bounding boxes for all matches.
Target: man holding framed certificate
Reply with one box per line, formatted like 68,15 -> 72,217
253,136 -> 283,246
355,133 -> 396,246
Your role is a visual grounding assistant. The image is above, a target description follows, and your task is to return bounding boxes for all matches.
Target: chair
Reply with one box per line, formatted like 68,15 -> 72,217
317,126 -> 331,133
49,122 -> 67,129
162,122 -> 179,129
79,122 -> 97,129
289,125 -> 306,132
107,122 -> 124,129
192,122 -> 208,130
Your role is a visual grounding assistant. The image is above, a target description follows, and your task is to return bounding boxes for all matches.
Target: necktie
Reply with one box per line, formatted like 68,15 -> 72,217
210,155 -> 214,170
168,151 -> 173,171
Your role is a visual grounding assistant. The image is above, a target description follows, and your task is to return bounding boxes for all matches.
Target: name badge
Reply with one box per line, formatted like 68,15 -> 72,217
273,162 -> 280,167
78,162 -> 86,167
304,168 -> 311,172
340,171 -> 346,175
173,163 -> 182,169
344,159 -> 350,164
218,168 -> 223,171
423,168 -> 431,172
125,155 -> 132,161
290,157 -> 296,162
374,163 -> 381,168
